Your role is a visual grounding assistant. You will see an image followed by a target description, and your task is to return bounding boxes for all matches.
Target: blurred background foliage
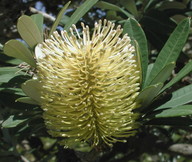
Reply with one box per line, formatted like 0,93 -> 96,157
0,0 -> 192,161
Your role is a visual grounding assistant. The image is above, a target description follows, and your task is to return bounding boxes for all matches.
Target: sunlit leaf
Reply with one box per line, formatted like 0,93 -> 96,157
145,18 -> 190,86
49,1 -> 71,37
123,18 -> 148,88
134,41 -> 142,84
156,84 -> 192,110
16,97 -> 39,105
145,63 -> 154,84
2,115 -> 27,128
2,58 -> 22,65
1,74 -> 23,84
0,87 -> 25,96
0,67 -> 25,83
31,14 -> 44,38
60,15 -> 70,25
155,105 -> 192,118
64,0 -> 98,31
161,60 -> 192,92
3,40 -> 36,67
17,15 -> 43,49
150,62 -> 175,85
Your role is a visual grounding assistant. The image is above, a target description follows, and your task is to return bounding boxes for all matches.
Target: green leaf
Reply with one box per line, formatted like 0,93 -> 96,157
0,67 -> 22,74
0,74 -> 17,83
31,14 -> 44,38
123,18 -> 149,88
64,0 -> 98,31
1,57 -> 23,65
0,67 -> 25,83
59,15 -> 70,26
120,0 -> 138,17
17,15 -> 43,49
95,1 -> 133,18
157,84 -> 192,110
3,40 -> 36,67
0,87 -> 25,96
21,79 -> 41,103
134,41 -> 142,84
7,59 -> 22,65
49,1 -> 71,37
155,105 -> 192,118
161,60 -> 192,92
145,18 -> 190,86
136,83 -> 163,108
2,115 -> 27,128
150,62 -> 175,85
16,97 -> 39,105
145,63 -> 154,84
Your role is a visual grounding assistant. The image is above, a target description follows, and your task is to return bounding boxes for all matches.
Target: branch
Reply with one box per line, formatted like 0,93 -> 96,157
29,7 -> 55,22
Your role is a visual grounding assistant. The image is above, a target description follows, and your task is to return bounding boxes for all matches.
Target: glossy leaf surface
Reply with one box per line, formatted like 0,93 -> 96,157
145,18 -> 190,86
157,84 -> 192,110
123,18 -> 148,88
150,62 -> 175,85
161,60 -> 192,92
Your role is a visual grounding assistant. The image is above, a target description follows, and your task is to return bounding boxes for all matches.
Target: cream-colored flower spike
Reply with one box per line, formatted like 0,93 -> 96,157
35,19 -> 141,147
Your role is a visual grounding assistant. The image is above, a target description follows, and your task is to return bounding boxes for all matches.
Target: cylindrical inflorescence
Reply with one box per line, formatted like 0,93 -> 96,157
35,19 -> 141,147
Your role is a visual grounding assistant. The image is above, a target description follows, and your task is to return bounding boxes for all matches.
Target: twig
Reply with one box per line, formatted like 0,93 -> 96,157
29,7 -> 55,22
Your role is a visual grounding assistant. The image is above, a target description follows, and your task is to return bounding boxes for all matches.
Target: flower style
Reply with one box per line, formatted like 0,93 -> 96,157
35,19 -> 141,147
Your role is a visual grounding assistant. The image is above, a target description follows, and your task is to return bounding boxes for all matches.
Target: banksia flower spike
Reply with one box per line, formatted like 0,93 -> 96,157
35,20 -> 141,148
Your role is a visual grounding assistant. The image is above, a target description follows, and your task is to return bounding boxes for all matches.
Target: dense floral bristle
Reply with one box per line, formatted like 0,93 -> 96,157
35,19 -> 141,147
